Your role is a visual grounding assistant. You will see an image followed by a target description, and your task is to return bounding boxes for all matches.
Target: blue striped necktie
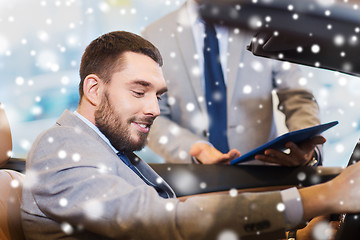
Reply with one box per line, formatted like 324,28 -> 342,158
203,22 -> 230,153
117,152 -> 172,198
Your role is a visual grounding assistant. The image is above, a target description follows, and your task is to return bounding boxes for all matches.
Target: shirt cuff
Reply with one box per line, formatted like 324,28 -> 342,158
280,187 -> 303,229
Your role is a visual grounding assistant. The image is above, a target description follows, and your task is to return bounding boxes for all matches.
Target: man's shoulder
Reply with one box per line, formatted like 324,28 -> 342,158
28,111 -> 96,154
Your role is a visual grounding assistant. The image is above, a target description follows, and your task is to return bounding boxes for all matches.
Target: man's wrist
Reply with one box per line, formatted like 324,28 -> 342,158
307,145 -> 322,166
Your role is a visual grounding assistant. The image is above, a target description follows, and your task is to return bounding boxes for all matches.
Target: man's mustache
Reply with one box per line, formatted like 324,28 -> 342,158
128,116 -> 156,127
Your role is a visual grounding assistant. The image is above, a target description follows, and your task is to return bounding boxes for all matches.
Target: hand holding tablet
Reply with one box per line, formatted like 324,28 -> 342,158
230,121 -> 339,165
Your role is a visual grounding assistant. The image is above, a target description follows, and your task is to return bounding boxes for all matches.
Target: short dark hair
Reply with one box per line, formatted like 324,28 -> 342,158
79,31 -> 163,100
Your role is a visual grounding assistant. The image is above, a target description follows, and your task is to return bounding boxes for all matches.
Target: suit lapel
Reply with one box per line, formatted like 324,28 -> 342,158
226,28 -> 249,106
175,5 -> 207,113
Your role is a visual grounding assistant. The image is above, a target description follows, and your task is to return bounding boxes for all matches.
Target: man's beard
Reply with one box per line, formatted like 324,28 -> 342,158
95,92 -> 151,152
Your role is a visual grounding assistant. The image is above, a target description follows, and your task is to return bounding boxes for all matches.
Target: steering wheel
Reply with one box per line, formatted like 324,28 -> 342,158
335,213 -> 360,240
334,141 -> 360,240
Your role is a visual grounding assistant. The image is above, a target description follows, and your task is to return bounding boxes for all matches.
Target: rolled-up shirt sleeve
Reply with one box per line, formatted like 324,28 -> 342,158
280,187 -> 304,229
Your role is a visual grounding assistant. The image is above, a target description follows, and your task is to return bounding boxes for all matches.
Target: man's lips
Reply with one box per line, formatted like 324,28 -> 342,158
132,122 -> 151,133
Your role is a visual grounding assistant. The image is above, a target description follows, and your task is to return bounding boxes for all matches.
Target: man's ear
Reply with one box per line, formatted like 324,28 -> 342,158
83,74 -> 102,106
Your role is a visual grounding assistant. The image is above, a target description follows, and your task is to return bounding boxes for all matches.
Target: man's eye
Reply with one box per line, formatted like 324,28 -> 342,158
157,96 -> 162,101
133,91 -> 144,97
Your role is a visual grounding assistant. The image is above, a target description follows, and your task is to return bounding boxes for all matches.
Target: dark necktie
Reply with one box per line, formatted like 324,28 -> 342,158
203,22 -> 229,153
117,152 -> 173,198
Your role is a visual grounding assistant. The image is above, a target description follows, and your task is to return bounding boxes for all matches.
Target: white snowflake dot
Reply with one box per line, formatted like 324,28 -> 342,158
299,77 -> 308,86
165,202 -> 174,211
186,103 -> 195,112
338,77 -> 347,86
170,125 -> 180,135
229,188 -> 238,197
251,61 -> 263,72
336,144 -> 344,153
6,150 -> 12,158
58,150 -> 67,159
297,172 -> 306,181
217,230 -> 238,240
282,62 -> 291,70
334,35 -> 345,46
59,198 -> 68,207
159,136 -> 168,145
236,125 -> 244,134
277,202 -> 286,212
243,85 -> 252,94
15,76 -> 25,86
168,97 -> 176,106
60,222 -> 74,235
178,151 -> 187,160
192,66 -> 201,76
11,179 -> 19,188
156,177 -> 163,184
311,44 -> 320,53
83,200 -> 104,220
170,52 -> 176,58
97,164 -> 107,174
72,153 -> 81,162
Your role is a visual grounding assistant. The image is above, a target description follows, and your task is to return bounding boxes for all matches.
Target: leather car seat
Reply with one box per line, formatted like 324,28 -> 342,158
0,103 -> 26,240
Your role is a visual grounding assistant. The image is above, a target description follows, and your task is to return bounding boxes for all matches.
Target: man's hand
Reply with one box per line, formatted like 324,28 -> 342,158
190,142 -> 240,164
254,135 -> 326,166
300,161 -> 360,221
293,215 -> 339,240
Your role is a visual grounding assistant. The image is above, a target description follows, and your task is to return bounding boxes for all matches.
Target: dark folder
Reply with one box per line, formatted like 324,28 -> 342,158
230,121 -> 339,165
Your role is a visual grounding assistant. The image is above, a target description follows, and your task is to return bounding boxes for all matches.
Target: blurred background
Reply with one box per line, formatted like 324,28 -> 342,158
1,0 -> 359,166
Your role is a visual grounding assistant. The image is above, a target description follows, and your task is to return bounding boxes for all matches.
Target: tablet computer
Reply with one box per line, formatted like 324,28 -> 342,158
230,121 -> 339,165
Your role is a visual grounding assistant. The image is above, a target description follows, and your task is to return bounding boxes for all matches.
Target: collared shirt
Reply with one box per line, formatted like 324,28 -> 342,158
186,0 -> 229,84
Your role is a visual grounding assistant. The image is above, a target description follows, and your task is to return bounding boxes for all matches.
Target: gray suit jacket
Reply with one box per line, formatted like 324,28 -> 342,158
142,2 -> 320,163
21,110 -> 288,239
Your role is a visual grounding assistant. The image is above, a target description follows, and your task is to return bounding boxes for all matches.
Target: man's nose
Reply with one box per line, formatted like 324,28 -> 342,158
145,96 -> 160,117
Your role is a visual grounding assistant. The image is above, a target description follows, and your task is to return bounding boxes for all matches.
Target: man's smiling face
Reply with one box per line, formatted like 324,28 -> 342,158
95,51 -> 167,152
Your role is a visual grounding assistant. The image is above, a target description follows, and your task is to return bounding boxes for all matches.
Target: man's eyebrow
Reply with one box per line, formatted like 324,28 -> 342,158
158,86 -> 168,95
131,80 -> 151,87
